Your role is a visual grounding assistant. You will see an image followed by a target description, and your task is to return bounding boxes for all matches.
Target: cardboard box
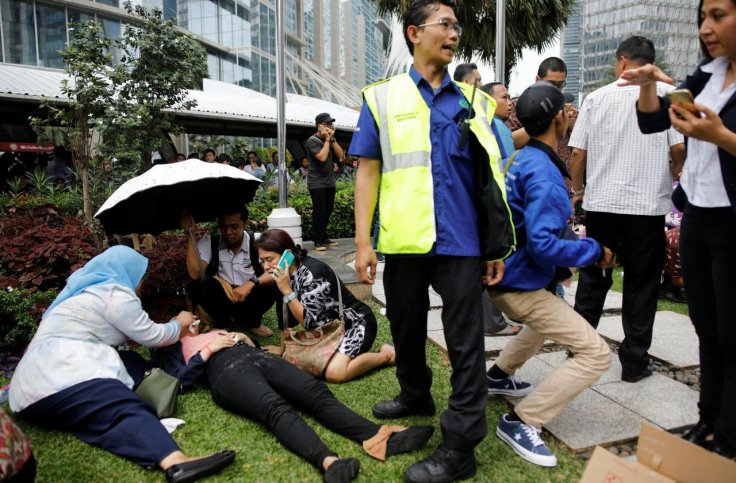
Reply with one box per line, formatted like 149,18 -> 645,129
581,423 -> 736,483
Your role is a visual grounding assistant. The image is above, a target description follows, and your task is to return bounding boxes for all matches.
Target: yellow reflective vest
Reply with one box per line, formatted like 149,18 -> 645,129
362,73 -> 515,261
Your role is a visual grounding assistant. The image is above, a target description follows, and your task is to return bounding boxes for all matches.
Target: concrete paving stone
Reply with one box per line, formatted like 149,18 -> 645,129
372,291 -> 387,306
539,389 -> 645,452
537,351 -> 625,386
564,281 -> 623,313
427,309 -> 443,331
487,357 -> 645,451
594,374 -> 699,432
597,312 -> 699,368
483,331 -> 557,357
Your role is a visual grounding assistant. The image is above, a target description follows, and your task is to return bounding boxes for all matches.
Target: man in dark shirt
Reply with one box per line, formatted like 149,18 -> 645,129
306,112 -> 344,251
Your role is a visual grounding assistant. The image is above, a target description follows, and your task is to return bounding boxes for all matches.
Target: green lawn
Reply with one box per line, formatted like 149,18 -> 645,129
8,300 -> 586,482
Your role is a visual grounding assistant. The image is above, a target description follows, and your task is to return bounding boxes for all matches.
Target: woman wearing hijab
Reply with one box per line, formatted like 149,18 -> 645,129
8,246 -> 235,482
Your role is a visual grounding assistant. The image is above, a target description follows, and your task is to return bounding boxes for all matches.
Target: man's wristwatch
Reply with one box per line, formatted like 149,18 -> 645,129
249,274 -> 261,286
329,138 -> 336,143
571,187 -> 585,196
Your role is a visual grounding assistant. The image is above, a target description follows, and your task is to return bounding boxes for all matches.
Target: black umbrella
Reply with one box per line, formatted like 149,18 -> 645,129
95,159 -> 262,235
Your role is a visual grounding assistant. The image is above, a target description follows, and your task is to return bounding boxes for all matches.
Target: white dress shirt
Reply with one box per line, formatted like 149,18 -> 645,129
198,231 -> 255,286
569,80 -> 684,215
681,56 -> 734,208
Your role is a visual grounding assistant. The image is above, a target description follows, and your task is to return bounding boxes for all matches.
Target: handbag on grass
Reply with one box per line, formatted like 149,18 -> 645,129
135,368 -> 180,418
280,268 -> 345,378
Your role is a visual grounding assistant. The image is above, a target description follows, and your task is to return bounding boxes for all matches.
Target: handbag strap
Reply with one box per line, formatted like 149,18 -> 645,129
280,262 -> 344,330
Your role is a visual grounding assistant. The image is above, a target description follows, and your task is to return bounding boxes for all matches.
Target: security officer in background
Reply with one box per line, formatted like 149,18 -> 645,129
350,1 -> 515,481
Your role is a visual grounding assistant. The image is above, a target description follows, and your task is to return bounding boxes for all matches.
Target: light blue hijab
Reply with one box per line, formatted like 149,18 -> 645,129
43,245 -> 148,319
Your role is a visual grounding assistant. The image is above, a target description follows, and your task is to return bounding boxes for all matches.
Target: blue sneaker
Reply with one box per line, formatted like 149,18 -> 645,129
496,414 -> 557,467
487,374 -> 533,397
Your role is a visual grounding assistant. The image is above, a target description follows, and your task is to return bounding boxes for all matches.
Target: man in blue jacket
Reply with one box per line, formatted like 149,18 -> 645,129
486,82 -> 613,467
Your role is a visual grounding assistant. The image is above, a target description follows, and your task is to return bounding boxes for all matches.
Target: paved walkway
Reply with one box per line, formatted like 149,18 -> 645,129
318,241 -> 699,454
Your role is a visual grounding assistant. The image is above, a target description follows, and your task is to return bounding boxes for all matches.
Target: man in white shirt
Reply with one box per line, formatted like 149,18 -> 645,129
568,36 -> 686,383
181,206 -> 277,337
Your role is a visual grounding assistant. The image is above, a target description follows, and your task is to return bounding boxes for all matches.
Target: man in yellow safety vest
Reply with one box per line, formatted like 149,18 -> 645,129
350,1 -> 515,481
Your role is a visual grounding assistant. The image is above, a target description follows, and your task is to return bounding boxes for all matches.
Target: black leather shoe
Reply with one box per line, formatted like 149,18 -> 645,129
712,441 -> 736,461
621,368 -> 653,383
386,426 -> 435,457
404,444 -> 476,483
324,458 -> 360,483
373,397 -> 436,419
165,450 -> 236,483
682,421 -> 714,449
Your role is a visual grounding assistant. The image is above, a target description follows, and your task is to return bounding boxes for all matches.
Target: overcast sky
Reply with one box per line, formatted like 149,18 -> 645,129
450,36 -> 561,97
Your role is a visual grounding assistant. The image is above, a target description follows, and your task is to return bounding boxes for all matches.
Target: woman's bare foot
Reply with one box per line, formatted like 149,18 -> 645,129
322,456 -> 339,472
380,343 -> 396,365
160,451 -> 198,470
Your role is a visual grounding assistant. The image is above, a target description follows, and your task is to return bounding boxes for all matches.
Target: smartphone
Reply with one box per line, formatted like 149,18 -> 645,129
278,249 -> 295,271
666,89 -> 698,115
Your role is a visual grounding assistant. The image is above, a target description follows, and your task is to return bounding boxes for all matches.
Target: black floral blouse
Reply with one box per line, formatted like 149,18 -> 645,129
277,256 -> 377,358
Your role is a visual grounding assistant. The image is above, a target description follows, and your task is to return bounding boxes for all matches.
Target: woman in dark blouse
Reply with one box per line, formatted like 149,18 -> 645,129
257,229 -> 396,383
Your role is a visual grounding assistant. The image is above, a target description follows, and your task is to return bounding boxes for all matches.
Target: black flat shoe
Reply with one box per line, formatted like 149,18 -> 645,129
165,450 -> 236,483
682,421 -> 714,449
324,458 -> 360,483
712,441 -> 736,461
404,444 -> 476,483
386,426 -> 435,457
373,398 -> 436,419
622,368 -> 653,383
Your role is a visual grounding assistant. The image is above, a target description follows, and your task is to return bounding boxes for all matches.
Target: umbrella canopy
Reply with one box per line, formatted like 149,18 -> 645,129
95,159 -> 262,235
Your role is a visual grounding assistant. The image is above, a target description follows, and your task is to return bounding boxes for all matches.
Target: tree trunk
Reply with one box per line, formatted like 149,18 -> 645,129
81,161 -> 92,228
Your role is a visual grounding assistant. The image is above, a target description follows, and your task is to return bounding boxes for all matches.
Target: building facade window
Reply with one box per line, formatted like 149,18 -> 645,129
1,0 -> 37,66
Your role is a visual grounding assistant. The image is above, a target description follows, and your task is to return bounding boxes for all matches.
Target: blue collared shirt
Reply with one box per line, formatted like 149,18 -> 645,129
492,116 -> 515,159
349,67 -> 480,257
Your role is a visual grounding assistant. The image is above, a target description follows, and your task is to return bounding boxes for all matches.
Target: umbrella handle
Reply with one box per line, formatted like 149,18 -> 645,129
187,227 -> 205,281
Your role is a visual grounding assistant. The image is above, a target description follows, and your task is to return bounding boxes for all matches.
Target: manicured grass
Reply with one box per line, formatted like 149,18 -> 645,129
9,300 -> 586,482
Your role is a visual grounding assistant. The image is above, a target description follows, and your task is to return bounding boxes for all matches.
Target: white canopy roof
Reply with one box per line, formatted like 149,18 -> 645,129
0,63 -> 359,132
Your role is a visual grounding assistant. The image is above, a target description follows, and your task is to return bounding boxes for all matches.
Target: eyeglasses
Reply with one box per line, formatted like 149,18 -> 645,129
545,79 -> 567,89
417,18 -> 463,36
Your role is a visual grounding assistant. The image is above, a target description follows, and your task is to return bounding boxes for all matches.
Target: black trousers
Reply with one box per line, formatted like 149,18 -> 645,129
206,345 -> 379,469
383,256 -> 487,452
574,211 -> 665,377
188,278 -> 278,329
309,187 -> 336,243
680,203 -> 736,450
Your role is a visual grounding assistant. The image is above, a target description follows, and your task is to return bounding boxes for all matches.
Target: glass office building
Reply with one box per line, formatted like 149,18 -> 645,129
578,0 -> 700,96
561,0 -> 582,104
0,0 -> 389,105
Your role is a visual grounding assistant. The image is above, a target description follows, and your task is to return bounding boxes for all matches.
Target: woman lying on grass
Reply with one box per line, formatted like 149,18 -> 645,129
131,326 -> 434,483
256,228 -> 396,382
8,246 -> 235,483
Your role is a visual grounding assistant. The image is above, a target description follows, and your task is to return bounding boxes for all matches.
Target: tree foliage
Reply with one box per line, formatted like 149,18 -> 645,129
373,0 -> 576,80
31,20 -> 112,235
32,1 -> 207,237
104,2 -> 207,171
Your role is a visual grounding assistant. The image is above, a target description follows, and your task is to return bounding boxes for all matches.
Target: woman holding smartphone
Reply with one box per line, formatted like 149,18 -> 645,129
620,0 -> 736,460
256,229 -> 395,383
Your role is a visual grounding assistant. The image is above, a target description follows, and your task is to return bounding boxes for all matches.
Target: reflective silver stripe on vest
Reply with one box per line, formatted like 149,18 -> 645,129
373,80 -> 430,174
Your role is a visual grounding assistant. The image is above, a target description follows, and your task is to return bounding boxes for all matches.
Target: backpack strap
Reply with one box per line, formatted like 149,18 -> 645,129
204,233 -> 220,279
248,230 -> 263,276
